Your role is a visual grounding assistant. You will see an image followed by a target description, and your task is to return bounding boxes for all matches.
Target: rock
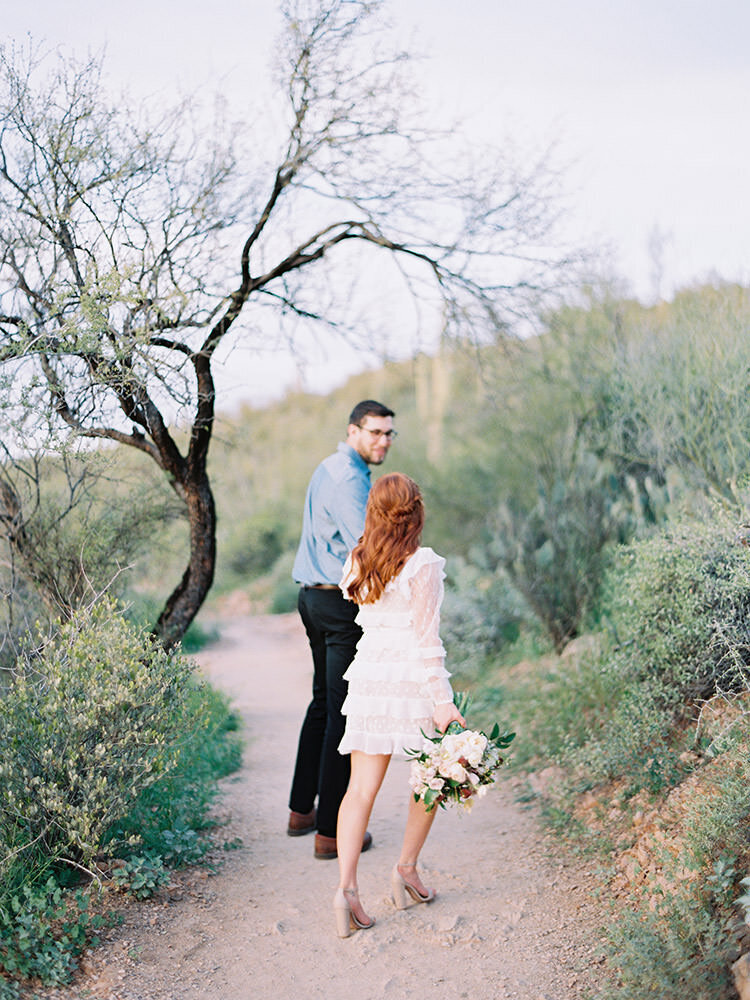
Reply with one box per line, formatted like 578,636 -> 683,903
560,634 -> 600,660
527,765 -> 566,797
732,952 -> 750,999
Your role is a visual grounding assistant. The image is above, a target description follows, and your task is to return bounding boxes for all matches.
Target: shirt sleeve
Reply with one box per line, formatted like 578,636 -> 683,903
409,559 -> 454,706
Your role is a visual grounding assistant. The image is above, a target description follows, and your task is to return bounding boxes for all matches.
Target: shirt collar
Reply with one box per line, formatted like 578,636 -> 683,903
337,441 -> 371,477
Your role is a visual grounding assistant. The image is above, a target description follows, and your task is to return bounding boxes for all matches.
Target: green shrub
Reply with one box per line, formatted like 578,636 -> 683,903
0,597 -> 197,873
122,593 -> 218,652
0,978 -> 20,999
221,511 -> 293,584
441,558 -> 528,679
524,507 -> 750,798
111,855 -> 171,900
495,505 -> 750,999
0,879 -> 108,986
157,825 -> 210,867
680,733 -> 750,873
603,849 -> 745,1000
605,509 -> 750,701
566,680 -> 686,795
488,642 -> 629,769
603,283 -> 750,506
268,551 -> 301,614
0,600 -> 243,990
491,447 -> 630,653
606,893 -> 736,1000
106,683 -> 243,856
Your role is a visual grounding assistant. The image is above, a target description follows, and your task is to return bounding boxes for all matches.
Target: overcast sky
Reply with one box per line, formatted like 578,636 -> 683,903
5,0 -> 749,407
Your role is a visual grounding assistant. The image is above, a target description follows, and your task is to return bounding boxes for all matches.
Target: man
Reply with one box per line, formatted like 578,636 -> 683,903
288,400 -> 396,859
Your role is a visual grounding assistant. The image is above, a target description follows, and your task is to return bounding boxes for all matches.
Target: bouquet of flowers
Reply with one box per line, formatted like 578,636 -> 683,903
406,694 -> 515,812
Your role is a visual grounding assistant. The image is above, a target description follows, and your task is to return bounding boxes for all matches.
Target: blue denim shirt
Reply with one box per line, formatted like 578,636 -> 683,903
292,442 -> 371,586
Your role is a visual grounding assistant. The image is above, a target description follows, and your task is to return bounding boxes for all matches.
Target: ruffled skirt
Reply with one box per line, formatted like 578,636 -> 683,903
338,626 -> 449,757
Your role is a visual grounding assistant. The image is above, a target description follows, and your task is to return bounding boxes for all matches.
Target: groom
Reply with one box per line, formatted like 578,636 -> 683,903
287,400 -> 396,858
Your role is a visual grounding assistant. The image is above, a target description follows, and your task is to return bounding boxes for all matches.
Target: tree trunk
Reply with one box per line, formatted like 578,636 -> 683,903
153,470 -> 217,651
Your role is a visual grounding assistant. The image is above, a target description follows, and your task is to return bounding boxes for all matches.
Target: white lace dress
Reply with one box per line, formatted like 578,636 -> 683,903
338,547 -> 454,757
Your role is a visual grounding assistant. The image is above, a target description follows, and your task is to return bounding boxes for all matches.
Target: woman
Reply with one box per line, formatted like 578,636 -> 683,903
333,472 -> 465,938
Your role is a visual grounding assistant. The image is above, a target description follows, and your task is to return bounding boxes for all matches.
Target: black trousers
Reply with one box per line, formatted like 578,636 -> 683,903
288,586 -> 362,838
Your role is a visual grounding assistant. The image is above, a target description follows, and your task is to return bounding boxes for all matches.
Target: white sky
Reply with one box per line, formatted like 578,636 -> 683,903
5,0 -> 750,408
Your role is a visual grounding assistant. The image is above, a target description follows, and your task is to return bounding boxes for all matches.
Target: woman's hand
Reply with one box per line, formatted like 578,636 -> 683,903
433,702 -> 466,734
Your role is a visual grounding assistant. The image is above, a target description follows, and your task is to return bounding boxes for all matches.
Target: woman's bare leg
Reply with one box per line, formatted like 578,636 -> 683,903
396,793 -> 438,897
336,751 -> 390,922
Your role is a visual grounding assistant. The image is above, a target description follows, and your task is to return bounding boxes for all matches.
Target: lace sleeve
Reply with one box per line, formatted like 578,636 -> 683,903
410,559 -> 454,706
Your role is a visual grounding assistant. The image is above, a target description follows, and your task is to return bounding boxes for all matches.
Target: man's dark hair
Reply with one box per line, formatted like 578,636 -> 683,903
348,400 -> 395,426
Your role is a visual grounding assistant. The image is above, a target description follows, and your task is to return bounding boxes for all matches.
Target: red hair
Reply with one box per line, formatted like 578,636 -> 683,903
346,473 -> 424,605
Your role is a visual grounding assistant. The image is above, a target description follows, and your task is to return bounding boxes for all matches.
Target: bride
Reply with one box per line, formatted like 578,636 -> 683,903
333,472 -> 465,938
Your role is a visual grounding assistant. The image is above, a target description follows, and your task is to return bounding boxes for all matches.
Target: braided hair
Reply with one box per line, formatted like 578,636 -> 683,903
346,473 -> 424,605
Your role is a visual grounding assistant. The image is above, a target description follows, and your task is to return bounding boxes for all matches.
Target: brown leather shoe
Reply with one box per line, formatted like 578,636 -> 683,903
314,831 -> 373,860
287,808 -> 316,837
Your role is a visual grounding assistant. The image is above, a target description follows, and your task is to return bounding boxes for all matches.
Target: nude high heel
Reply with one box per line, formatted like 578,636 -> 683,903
333,887 -> 375,938
391,864 -> 435,909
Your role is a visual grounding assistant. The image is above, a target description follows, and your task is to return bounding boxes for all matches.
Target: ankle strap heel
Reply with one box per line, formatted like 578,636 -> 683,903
333,887 -> 375,938
391,864 -> 435,909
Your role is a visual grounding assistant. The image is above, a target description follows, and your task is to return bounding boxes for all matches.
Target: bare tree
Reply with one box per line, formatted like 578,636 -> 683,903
0,0 -> 574,648
0,441 -> 178,630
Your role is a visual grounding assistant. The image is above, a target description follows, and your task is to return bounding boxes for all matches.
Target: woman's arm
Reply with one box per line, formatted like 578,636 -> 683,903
410,559 -> 465,731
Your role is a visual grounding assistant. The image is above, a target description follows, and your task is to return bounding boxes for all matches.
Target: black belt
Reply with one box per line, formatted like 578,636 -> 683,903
302,583 -> 339,591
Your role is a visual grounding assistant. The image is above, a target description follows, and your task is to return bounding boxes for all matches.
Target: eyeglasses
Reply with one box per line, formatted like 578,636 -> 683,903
357,425 -> 398,440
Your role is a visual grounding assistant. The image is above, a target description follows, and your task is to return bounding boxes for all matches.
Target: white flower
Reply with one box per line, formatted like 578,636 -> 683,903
408,763 -> 431,793
458,731 -> 488,767
405,714 -> 512,813
439,760 -> 467,784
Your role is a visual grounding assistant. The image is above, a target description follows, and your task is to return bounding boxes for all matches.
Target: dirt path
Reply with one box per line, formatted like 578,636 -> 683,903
47,614 -> 608,1000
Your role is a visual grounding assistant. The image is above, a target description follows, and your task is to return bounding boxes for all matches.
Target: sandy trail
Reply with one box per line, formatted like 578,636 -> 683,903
47,613 -> 606,1000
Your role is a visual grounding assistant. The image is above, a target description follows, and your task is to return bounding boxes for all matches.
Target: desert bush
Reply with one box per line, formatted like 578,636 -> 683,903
492,502 -> 750,998
548,506 -> 750,791
604,509 -> 750,702
490,502 -> 750,814
0,879 -> 109,987
603,830 -> 749,1000
567,681 -> 686,795
268,551 -> 301,614
602,283 -> 750,505
122,593 -> 219,652
679,731 -> 750,873
220,511 -> 294,586
0,598 -> 198,875
0,449 -> 177,623
606,892 -> 737,1000
0,599 -> 243,990
482,641 -> 627,770
110,855 -> 171,900
105,683 -> 242,857
491,445 -> 633,653
441,558 -> 529,679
